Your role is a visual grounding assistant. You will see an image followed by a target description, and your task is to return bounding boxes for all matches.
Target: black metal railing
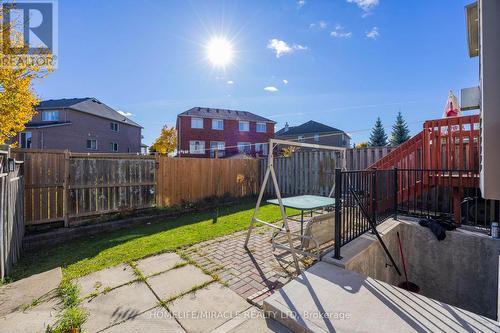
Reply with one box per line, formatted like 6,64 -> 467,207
333,168 -> 499,259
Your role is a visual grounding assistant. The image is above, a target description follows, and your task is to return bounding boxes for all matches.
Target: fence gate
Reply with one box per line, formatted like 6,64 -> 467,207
0,145 -> 24,280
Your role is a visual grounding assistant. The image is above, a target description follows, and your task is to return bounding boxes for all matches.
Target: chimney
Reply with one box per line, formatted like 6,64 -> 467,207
284,122 -> 289,132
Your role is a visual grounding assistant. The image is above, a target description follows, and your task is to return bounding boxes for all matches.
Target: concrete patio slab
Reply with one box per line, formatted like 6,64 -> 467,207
212,306 -> 291,333
0,293 -> 62,333
82,281 -> 158,333
102,307 -> 185,333
135,252 -> 185,277
168,282 -> 251,333
76,263 -> 136,298
0,267 -> 62,316
147,265 -> 212,301
263,262 -> 500,333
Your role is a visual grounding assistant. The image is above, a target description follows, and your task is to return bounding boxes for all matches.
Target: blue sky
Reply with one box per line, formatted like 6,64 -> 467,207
35,0 -> 479,146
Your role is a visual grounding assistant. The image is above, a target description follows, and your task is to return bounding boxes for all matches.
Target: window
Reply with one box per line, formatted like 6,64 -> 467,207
298,135 -> 304,142
109,142 -> 118,152
42,111 -> 59,121
256,122 -> 267,133
86,139 -> 97,150
210,141 -> 225,157
189,140 -> 205,154
110,122 -> 119,132
239,121 -> 249,132
212,119 -> 224,130
237,142 -> 251,154
191,117 -> 204,129
255,143 -> 268,156
19,132 -> 32,148
314,134 -> 320,142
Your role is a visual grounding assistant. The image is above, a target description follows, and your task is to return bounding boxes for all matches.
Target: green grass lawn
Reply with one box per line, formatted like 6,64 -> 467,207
11,201 -> 296,281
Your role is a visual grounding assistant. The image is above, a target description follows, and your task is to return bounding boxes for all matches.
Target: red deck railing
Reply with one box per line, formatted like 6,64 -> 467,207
369,115 -> 481,224
371,115 -> 480,173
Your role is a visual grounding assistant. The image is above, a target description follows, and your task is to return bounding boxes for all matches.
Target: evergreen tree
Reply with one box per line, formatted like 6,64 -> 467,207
369,117 -> 388,147
390,111 -> 410,146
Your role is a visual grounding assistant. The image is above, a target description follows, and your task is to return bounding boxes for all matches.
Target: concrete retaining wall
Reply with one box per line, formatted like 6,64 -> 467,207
324,218 -> 500,320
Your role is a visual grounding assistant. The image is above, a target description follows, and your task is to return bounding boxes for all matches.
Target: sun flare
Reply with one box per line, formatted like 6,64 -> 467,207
206,37 -> 234,67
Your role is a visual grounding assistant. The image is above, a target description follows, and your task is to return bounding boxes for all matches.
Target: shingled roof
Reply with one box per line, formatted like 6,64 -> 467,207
178,107 -> 275,123
36,98 -> 142,128
276,120 -> 346,136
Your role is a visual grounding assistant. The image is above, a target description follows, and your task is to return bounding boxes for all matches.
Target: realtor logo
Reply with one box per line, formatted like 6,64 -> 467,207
1,0 -> 58,68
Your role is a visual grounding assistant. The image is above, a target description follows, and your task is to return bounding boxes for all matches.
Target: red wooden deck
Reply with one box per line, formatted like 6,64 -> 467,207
370,115 -> 481,223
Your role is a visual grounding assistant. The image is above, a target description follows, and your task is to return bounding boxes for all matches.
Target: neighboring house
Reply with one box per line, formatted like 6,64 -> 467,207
176,107 -> 275,158
275,120 -> 351,148
11,98 -> 142,153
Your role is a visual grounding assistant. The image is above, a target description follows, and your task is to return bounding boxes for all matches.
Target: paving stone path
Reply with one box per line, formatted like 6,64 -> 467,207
75,252 -> 291,332
0,223 -> 312,332
183,224 -> 312,305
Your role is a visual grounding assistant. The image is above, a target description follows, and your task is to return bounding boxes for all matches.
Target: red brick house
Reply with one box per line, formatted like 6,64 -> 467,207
176,107 -> 275,158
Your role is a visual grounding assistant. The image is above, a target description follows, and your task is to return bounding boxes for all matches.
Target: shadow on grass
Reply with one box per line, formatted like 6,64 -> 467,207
11,200 -> 262,281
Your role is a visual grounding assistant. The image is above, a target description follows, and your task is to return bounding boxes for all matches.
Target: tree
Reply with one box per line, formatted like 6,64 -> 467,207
390,111 -> 410,146
0,6 -> 54,144
369,117 -> 388,147
355,142 -> 369,149
150,126 -> 177,154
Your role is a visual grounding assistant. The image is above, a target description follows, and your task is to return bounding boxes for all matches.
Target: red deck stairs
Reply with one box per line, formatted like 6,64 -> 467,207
369,115 -> 481,223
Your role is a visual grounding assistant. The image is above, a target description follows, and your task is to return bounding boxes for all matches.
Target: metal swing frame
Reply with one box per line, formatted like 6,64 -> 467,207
244,138 -> 347,273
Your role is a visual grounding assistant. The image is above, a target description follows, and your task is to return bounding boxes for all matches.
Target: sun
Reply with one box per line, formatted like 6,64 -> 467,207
206,37 -> 234,68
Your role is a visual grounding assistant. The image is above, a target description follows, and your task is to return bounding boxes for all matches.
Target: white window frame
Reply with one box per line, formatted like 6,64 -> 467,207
19,131 -> 32,148
189,140 -> 205,154
210,141 -> 225,157
86,139 -> 97,150
191,117 -> 204,129
256,122 -> 267,133
255,143 -> 268,156
212,119 -> 224,130
314,134 -> 320,142
110,122 -> 119,132
237,142 -> 251,154
110,142 -> 118,152
42,111 -> 59,121
239,121 -> 250,132
298,135 -> 305,142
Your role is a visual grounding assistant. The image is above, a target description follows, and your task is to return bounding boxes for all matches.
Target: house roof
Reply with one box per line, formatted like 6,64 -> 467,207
178,107 -> 275,123
276,120 -> 346,136
36,98 -> 142,128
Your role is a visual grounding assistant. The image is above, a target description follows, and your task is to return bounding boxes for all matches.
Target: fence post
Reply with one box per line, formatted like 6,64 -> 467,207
334,168 -> 342,259
393,167 -> 398,220
372,170 -> 377,224
63,150 -> 70,227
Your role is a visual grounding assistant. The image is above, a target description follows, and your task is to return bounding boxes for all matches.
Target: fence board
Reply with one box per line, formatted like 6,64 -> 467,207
12,149 -> 156,226
260,151 -> 340,196
0,146 -> 24,280
345,147 -> 394,170
155,156 -> 260,206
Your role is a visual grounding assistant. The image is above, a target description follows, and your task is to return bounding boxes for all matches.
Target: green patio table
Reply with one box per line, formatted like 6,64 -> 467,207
266,195 -> 335,235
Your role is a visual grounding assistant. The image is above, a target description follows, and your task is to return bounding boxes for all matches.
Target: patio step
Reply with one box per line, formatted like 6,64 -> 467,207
262,262 -> 499,333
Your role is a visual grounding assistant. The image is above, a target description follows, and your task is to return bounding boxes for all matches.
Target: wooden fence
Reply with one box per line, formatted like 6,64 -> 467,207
346,147 -> 395,170
260,151 -> 342,196
11,146 -> 391,228
0,146 -> 24,280
156,156 -> 260,206
12,149 -> 156,226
